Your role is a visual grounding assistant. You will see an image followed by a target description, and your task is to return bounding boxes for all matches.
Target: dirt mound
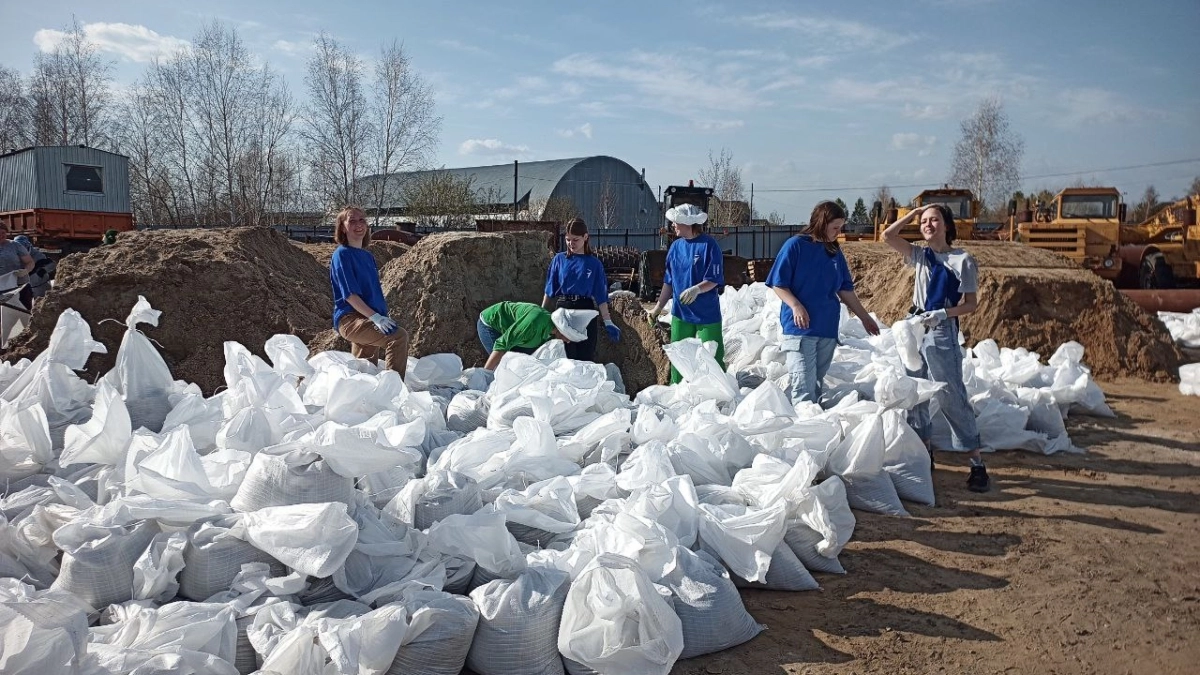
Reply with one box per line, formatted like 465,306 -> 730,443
309,231 -> 553,366
5,227 -> 332,393
843,241 -> 1181,381
293,240 -> 410,269
596,295 -> 670,395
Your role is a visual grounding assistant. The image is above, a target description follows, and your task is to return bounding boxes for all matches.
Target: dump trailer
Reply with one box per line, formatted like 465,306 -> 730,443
871,187 -> 980,242
1014,187 -> 1125,282
0,146 -> 135,255
1118,195 -> 1200,289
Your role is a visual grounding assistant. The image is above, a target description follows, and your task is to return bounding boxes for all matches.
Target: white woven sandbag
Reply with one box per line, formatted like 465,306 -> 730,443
785,476 -> 856,574
384,470 -> 483,530
230,450 -> 354,512
490,475 -> 580,546
696,501 -> 787,583
567,463 -> 623,518
386,588 -> 480,675
91,600 -> 238,665
132,531 -> 187,602
178,517 -> 284,602
0,578 -> 91,674
232,502 -> 358,578
446,389 -> 489,433
0,399 -> 52,482
558,553 -> 684,675
51,517 -> 158,610
881,409 -> 935,506
729,540 -> 820,591
102,296 -> 176,433
467,566 -> 570,675
660,547 -> 762,659
426,510 -> 526,583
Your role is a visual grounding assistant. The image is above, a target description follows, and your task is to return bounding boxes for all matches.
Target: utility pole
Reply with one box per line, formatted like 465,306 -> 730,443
513,160 -> 518,221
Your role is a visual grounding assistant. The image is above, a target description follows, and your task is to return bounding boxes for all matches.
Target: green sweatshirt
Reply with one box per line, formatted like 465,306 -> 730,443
481,301 -> 555,352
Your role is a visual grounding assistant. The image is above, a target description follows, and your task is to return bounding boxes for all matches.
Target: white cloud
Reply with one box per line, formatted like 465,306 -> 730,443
694,120 -> 745,131
34,22 -> 187,63
891,133 -> 938,156
553,50 -> 765,114
272,39 -> 312,57
556,122 -> 593,139
1051,87 -> 1165,126
735,13 -> 912,51
459,138 -> 531,157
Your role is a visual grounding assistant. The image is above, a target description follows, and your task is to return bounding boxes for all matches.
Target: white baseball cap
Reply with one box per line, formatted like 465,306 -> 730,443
550,308 -> 599,342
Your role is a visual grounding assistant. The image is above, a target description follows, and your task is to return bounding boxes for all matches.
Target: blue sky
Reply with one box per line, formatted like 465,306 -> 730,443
3,0 -> 1199,222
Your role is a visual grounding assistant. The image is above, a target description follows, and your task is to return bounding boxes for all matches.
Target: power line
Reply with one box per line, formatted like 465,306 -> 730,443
754,157 -> 1200,193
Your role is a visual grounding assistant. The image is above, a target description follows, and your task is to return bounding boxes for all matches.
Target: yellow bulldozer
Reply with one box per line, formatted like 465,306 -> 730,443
867,187 -> 980,242
1118,194 -> 1200,289
1012,187 -> 1125,282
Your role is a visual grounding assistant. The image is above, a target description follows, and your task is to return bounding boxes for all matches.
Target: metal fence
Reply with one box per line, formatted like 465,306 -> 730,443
590,226 -> 808,259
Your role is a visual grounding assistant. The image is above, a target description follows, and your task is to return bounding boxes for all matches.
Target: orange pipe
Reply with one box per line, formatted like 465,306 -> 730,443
1119,289 -> 1200,313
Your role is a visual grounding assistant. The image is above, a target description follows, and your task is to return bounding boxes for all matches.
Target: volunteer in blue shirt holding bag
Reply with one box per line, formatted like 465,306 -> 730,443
329,206 -> 409,378
646,203 -> 725,383
542,218 -> 620,362
767,200 -> 879,405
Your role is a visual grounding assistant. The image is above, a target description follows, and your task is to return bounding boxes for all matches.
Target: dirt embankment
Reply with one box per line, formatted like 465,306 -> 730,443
842,241 -> 1182,381
293,240 -> 410,270
5,227 -> 332,393
596,295 -> 671,395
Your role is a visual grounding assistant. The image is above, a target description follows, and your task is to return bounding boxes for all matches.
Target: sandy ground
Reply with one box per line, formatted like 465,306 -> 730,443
676,377 -> 1200,675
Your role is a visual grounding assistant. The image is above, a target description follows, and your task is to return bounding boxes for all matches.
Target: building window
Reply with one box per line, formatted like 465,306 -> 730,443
65,165 -> 103,194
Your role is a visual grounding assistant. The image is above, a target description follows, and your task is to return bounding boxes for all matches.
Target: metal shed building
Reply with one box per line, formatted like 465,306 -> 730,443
0,145 -> 131,213
357,155 -> 663,229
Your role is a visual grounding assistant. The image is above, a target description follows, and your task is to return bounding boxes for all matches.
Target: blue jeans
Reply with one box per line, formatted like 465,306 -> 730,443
905,318 -> 982,451
477,316 -> 501,354
782,335 -> 838,405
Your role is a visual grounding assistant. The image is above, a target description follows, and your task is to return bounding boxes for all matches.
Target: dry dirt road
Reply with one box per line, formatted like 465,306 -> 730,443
676,378 -> 1200,675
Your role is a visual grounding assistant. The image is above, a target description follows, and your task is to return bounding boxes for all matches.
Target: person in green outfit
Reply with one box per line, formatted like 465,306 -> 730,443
646,203 -> 725,384
478,301 -> 598,371
103,229 -> 119,245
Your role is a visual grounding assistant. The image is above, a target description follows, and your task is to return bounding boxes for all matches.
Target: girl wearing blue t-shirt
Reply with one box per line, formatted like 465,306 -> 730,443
542,218 -> 621,362
767,200 -> 879,405
647,204 -> 725,384
328,206 -> 409,378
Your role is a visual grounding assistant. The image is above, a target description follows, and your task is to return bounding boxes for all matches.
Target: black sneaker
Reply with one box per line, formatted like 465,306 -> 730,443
967,464 -> 991,493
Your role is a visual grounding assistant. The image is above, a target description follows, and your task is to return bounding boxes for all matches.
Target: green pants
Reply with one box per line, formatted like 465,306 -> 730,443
669,318 -> 725,384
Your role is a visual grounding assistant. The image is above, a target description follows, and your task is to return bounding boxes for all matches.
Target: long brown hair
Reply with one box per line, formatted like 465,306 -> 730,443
333,206 -> 371,246
565,217 -> 591,255
800,200 -> 847,254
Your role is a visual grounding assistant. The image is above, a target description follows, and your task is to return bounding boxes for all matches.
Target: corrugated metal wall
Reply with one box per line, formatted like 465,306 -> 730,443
33,147 -> 131,212
549,157 -> 663,230
0,151 -> 37,212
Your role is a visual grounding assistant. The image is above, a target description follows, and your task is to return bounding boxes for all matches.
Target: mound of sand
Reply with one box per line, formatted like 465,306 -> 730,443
5,227 -> 332,393
843,241 -> 1181,381
309,231 -> 553,365
293,240 -> 410,270
596,295 -> 671,395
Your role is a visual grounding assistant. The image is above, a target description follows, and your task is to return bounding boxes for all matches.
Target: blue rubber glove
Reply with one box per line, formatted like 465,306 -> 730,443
920,308 -> 948,328
369,313 -> 398,335
604,320 -> 621,342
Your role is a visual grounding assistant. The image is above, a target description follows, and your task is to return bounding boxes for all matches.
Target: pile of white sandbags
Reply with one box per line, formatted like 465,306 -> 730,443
0,290 -> 1114,675
1158,309 -> 1200,349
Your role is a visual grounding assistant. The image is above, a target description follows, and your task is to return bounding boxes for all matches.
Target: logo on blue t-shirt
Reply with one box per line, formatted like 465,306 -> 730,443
693,254 -> 702,266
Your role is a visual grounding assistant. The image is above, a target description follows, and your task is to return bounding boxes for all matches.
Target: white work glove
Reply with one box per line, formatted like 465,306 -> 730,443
646,307 -> 663,327
369,312 -> 398,335
920,309 -> 948,328
678,284 -> 706,305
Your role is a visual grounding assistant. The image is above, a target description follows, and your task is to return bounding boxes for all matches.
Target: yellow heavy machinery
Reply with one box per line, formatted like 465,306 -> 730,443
1118,195 -> 1200,289
869,187 -> 980,242
1013,187 -> 1125,282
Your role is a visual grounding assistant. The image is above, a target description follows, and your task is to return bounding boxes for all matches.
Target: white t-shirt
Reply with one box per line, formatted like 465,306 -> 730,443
906,245 -> 978,310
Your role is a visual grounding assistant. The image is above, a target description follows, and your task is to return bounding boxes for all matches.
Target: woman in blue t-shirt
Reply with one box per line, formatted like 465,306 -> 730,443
541,218 -> 621,362
328,206 -> 409,378
646,203 -> 725,383
766,200 -> 879,405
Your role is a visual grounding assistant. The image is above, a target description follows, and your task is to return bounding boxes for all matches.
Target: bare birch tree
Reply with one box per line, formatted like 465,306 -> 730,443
363,40 -> 440,225
0,65 -> 30,151
302,33 -> 368,210
698,148 -> 747,227
595,176 -> 619,229
28,18 -> 112,147
948,97 -> 1023,214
